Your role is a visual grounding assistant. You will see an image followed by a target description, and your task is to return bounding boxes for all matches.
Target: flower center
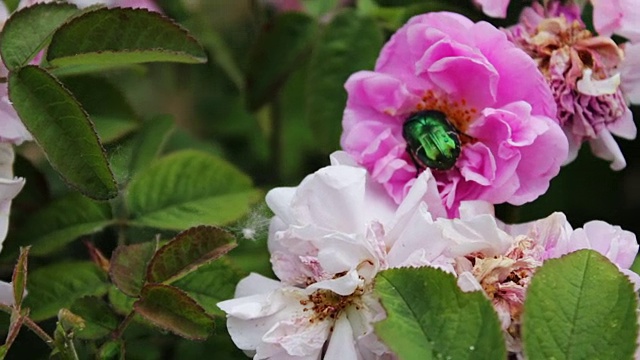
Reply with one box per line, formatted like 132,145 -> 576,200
300,286 -> 365,324
466,236 -> 543,338
416,90 -> 477,134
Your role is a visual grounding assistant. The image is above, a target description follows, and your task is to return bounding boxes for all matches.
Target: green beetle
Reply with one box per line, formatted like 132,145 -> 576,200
402,110 -> 461,171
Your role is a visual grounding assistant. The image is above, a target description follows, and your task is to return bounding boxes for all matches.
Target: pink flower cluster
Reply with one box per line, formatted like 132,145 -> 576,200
218,9 -> 639,360
476,0 -> 640,169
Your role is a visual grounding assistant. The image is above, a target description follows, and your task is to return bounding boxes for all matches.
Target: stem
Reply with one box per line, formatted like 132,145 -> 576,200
0,304 -> 55,348
21,316 -> 55,348
112,310 -> 136,340
110,194 -> 129,247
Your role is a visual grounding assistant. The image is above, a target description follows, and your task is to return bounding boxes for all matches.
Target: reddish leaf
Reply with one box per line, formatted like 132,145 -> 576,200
134,284 -> 214,340
146,226 -> 236,284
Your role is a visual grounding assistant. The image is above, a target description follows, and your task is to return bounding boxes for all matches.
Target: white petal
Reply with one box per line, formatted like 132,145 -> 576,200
218,286 -> 309,353
291,165 -> 368,234
589,129 -> 626,170
325,315 -> 359,360
315,233 -> 378,276
261,316 -> 330,358
0,281 -> 14,306
457,272 -> 483,292
621,42 -> 640,104
387,204 -> 447,267
458,200 -> 495,219
394,168 -> 446,223
235,273 -> 283,298
577,69 -> 620,96
308,270 -> 362,296
330,150 -> 360,167
607,107 -> 637,140
439,214 -> 511,257
266,187 -> 297,225
0,147 -> 25,247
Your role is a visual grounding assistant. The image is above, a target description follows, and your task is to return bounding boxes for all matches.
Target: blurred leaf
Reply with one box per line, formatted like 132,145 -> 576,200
0,2 -> 78,69
8,65 -> 118,200
134,284 -> 214,340
306,10 -> 382,152
173,319 -> 247,360
69,296 -> 119,340
277,63 -> 317,182
374,267 -> 506,360
360,0 -> 485,29
47,8 -> 207,67
126,150 -> 262,230
23,261 -> 109,321
147,226 -> 236,284
60,75 -> 140,144
110,241 -> 157,297
9,193 -> 113,257
129,115 -> 175,175
199,30 -> 244,91
172,258 -> 246,316
97,340 -> 125,360
10,154 -> 50,226
246,12 -> 316,110
108,286 -> 135,316
302,0 -> 340,17
226,234 -> 273,278
11,246 -> 29,309
522,250 -> 638,360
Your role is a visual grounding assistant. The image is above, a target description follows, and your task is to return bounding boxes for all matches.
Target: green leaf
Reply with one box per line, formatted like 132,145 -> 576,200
8,65 -> 118,200
60,75 -> 140,143
23,261 -> 109,321
134,284 -> 214,340
302,0 -> 340,17
147,226 -> 236,284
374,267 -> 506,360
126,150 -> 262,230
306,10 -> 382,152
0,3 -> 78,70
246,12 -> 316,110
172,258 -> 245,316
97,340 -> 125,360
68,296 -> 119,340
47,8 -> 206,67
11,193 -> 113,257
522,250 -> 638,360
110,241 -> 157,297
108,286 -> 135,316
128,115 -> 175,175
11,247 -> 30,309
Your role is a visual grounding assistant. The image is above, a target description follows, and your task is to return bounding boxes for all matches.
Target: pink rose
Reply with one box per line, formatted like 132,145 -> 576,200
341,12 -> 566,216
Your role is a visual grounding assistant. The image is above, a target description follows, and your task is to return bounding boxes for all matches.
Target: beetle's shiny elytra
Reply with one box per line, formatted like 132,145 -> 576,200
402,110 -> 461,171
